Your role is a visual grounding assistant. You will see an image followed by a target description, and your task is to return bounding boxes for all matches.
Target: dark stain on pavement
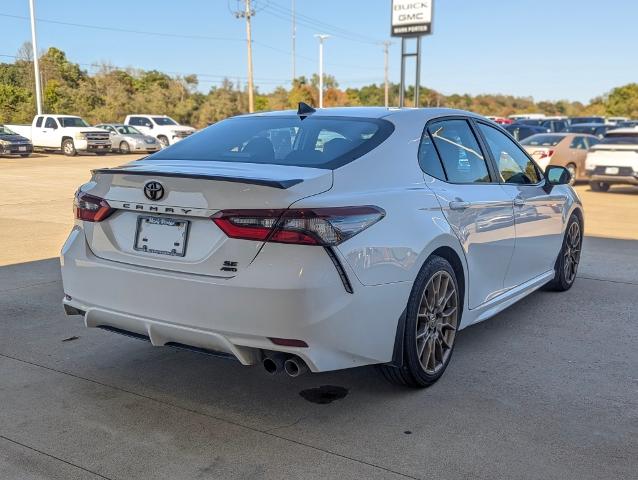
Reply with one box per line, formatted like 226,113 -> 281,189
299,385 -> 348,404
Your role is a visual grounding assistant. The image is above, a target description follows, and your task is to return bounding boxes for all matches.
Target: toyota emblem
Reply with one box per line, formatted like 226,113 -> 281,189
143,181 -> 164,201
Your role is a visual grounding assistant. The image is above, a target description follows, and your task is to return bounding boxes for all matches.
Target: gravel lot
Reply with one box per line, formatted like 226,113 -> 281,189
1,152 -> 637,479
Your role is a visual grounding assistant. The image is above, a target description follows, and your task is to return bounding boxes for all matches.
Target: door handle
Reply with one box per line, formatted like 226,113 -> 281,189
449,201 -> 471,210
513,198 -> 525,207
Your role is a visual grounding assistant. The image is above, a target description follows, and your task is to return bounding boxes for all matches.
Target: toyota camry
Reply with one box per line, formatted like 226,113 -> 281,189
61,105 -> 583,387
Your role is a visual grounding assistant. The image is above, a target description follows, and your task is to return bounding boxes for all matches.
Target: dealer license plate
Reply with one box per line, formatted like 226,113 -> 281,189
134,216 -> 189,257
605,167 -> 620,175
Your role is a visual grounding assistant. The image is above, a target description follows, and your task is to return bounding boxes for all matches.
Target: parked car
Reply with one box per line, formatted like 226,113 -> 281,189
504,123 -> 550,141
617,120 -> 638,128
95,123 -> 161,154
508,113 -> 546,121
568,123 -> 618,138
569,116 -> 605,125
0,124 -> 33,157
514,118 -> 569,132
6,115 -> 110,156
124,115 -> 195,148
585,128 -> 638,191
61,106 -> 582,388
520,133 -> 599,184
486,116 -> 512,125
607,116 -> 628,125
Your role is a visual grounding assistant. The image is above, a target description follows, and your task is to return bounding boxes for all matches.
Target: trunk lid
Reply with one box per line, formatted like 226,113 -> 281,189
82,159 -> 333,277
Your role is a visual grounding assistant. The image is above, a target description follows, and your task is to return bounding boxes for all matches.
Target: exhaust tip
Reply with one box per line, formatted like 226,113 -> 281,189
284,357 -> 308,377
263,357 -> 279,374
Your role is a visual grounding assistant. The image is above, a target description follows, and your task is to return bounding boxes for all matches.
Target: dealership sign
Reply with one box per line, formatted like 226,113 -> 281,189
391,0 -> 433,37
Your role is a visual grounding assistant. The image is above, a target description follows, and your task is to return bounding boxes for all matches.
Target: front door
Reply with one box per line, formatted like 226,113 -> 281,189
423,118 -> 516,309
475,121 -> 566,289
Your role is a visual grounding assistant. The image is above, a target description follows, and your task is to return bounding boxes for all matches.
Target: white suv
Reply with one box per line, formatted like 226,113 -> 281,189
124,115 -> 195,148
585,128 -> 638,191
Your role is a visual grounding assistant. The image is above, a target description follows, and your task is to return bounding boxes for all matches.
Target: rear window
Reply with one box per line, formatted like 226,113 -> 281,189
520,134 -> 564,147
600,132 -> 638,144
149,115 -> 394,169
570,117 -> 604,125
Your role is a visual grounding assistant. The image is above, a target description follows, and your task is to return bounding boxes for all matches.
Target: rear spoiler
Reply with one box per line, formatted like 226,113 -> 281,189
91,168 -> 303,189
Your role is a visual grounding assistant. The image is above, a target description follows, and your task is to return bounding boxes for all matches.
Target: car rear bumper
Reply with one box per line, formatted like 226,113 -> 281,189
588,173 -> 638,185
60,226 -> 410,372
0,144 -> 33,155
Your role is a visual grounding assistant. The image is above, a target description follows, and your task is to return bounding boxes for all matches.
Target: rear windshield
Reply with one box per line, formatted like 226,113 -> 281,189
520,134 -> 564,147
148,115 -> 394,169
600,132 -> 638,144
570,117 -> 604,125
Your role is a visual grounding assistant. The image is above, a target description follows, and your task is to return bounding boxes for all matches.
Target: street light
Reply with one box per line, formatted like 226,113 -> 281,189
314,34 -> 330,108
28,0 -> 42,115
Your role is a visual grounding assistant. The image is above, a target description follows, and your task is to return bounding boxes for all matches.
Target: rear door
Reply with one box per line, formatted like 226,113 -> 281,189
422,118 -> 516,309
475,121 -> 565,288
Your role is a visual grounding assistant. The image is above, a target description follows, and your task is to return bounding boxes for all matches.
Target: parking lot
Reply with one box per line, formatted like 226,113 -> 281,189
1,153 -> 637,479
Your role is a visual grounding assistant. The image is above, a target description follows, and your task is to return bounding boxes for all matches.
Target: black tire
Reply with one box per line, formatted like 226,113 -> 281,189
589,181 -> 610,192
544,214 -> 582,292
379,255 -> 461,388
157,135 -> 169,148
119,141 -> 130,154
20,154 -> 30,158
62,139 -> 77,157
566,163 -> 577,186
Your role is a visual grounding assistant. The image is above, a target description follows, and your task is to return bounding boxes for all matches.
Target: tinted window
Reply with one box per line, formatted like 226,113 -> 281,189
478,123 -> 540,184
153,117 -> 178,126
35,116 -> 43,128
418,132 -> 446,180
58,117 -> 89,127
569,136 -> 587,149
148,116 -> 394,170
600,132 -> 638,144
428,119 -> 490,183
129,117 -> 147,126
44,117 -> 57,129
570,117 -> 604,125
520,134 -> 564,147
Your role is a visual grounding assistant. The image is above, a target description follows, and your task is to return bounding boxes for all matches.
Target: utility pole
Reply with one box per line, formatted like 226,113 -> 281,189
233,0 -> 255,113
314,34 -> 329,108
28,0 -> 42,115
291,0 -> 296,85
382,41 -> 392,107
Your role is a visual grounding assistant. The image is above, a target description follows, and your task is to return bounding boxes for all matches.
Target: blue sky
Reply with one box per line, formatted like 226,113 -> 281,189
0,0 -> 635,103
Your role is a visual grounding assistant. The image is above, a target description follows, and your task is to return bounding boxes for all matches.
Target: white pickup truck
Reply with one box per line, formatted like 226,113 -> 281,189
585,128 -> 638,191
7,115 -> 111,156
123,114 -> 195,148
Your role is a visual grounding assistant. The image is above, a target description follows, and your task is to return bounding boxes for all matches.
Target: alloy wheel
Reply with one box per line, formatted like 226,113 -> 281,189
563,221 -> 581,284
415,271 -> 458,374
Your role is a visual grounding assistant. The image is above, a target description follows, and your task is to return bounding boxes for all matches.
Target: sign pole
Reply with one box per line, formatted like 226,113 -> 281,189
399,38 -> 406,107
414,36 -> 421,107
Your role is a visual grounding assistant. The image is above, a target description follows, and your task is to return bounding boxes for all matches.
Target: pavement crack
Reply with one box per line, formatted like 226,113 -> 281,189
0,280 -> 59,294
0,352 -> 419,480
0,434 -> 113,480
263,414 -> 309,433
577,275 -> 638,286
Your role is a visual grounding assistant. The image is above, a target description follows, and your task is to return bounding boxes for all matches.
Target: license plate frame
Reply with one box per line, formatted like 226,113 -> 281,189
134,216 -> 190,257
605,166 -> 620,175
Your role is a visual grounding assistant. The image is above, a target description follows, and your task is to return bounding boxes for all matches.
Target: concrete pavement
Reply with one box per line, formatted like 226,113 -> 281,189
0,153 -> 637,479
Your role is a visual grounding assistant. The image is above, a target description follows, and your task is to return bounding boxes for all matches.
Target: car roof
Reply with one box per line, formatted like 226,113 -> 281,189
241,106 -> 486,122
602,127 -> 638,134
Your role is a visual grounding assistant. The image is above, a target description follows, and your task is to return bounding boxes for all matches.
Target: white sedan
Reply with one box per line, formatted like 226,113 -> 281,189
61,106 -> 583,388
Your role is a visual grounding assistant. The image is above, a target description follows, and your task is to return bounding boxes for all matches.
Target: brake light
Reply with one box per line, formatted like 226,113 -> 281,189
212,206 -> 385,246
533,149 -> 554,159
74,191 -> 114,222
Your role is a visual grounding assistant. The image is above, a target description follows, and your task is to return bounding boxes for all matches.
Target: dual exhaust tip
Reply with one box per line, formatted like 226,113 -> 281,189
263,353 -> 308,377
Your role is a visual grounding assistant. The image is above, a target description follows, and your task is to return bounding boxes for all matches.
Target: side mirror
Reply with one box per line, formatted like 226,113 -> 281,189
543,165 -> 571,193
145,123 -> 153,129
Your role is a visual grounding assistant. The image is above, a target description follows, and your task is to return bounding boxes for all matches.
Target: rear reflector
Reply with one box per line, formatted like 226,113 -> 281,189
269,337 -> 309,348
74,191 -> 114,222
212,206 -> 384,246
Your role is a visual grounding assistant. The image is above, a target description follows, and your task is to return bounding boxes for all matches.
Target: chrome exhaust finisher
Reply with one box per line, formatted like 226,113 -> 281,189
262,352 -> 288,374
284,356 -> 309,377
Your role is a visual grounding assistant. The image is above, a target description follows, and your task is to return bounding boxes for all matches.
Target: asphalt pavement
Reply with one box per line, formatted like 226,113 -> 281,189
0,153 -> 636,479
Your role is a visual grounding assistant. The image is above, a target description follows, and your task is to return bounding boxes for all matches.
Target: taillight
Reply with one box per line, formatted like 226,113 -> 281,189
533,149 -> 554,159
212,206 -> 385,246
74,191 -> 114,222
